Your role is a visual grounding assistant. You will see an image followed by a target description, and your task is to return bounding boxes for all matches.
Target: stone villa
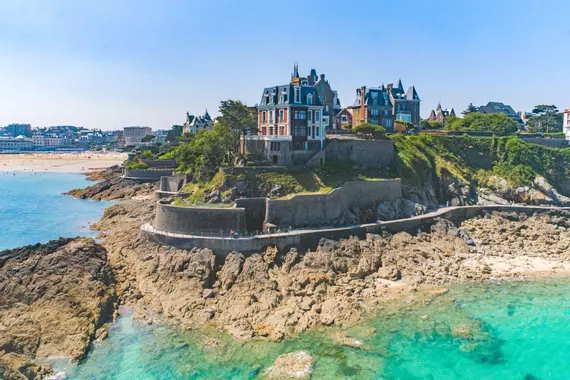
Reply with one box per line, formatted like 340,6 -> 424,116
563,108 -> 570,140
183,111 -> 213,134
428,103 -> 456,124
348,80 -> 421,130
242,69 -> 327,166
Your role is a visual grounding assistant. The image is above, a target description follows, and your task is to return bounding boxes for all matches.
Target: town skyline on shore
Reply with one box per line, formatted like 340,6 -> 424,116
1,0 -> 568,130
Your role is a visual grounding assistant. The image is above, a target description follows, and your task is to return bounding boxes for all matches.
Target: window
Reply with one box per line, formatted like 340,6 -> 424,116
294,87 -> 301,103
308,111 -> 312,121
294,111 -> 307,120
316,111 -> 320,121
307,94 -> 313,105
271,142 -> 281,151
316,127 -> 320,137
269,111 -> 274,123
262,112 -> 266,123
294,125 -> 307,136
279,109 -> 284,123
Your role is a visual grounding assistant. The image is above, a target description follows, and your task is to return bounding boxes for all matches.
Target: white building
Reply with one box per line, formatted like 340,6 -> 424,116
564,109 -> 570,140
0,136 -> 33,151
123,126 -> 152,146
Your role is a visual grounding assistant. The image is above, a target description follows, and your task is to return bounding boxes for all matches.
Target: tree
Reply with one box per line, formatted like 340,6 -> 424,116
446,113 -> 517,135
526,105 -> 562,133
217,100 -> 257,164
462,103 -> 478,116
141,134 -> 156,143
420,119 -> 444,130
353,123 -> 387,138
166,125 -> 183,143
175,122 -> 233,181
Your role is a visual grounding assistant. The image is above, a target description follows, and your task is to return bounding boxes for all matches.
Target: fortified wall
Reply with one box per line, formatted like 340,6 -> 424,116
123,168 -> 175,183
142,205 -> 569,256
265,180 -> 401,229
324,139 -> 394,168
149,179 -> 402,236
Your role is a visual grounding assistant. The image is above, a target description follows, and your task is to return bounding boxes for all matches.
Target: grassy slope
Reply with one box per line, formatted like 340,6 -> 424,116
391,134 -> 570,193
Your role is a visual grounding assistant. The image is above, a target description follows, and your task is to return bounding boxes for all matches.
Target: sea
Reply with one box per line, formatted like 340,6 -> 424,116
4,173 -> 570,379
0,172 -> 112,250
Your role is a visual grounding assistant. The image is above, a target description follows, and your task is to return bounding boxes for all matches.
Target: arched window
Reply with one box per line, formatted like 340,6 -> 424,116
307,94 -> 313,105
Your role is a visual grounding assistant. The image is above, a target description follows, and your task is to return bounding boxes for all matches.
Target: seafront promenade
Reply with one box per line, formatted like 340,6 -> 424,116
141,204 -> 570,255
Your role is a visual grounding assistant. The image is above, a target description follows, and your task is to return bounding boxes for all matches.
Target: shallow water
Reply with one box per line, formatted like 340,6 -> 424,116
69,279 -> 570,379
0,172 -> 113,250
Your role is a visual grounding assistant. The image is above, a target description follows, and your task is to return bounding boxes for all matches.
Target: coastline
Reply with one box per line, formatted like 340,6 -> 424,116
4,167 -> 570,378
0,152 -> 127,173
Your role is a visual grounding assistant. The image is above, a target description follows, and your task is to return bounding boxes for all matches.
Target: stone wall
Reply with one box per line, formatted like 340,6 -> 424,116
234,197 -> 269,233
140,158 -> 177,168
153,201 -> 247,235
124,168 -> 175,181
518,137 -> 568,149
142,205 -> 569,256
265,180 -> 402,229
324,139 -> 394,168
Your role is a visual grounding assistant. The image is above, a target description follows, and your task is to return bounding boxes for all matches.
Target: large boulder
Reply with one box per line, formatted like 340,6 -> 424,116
261,351 -> 314,379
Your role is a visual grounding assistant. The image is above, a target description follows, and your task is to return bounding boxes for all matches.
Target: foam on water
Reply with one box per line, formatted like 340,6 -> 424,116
0,172 -> 113,250
68,279 -> 570,379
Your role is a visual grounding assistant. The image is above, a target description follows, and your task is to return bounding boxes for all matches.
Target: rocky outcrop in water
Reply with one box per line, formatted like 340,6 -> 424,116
85,165 -> 123,181
261,351 -> 314,379
65,176 -> 156,201
96,198 -> 570,342
0,238 -> 116,379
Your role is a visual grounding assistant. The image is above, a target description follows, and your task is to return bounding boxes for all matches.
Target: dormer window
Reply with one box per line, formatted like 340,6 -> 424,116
301,80 -> 308,85
307,94 -> 313,105
294,86 -> 300,103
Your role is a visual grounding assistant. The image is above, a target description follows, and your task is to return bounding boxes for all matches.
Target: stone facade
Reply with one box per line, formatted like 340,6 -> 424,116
428,103 -> 455,124
348,80 -> 421,131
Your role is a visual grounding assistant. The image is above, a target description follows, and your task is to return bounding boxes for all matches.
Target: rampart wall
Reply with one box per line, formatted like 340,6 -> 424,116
324,139 -> 394,168
141,205 -> 569,256
265,180 -> 402,229
153,201 -> 247,235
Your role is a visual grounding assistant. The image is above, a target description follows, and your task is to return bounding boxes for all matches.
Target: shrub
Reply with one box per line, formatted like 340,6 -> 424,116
353,123 -> 387,138
125,160 -> 149,170
446,113 -> 518,135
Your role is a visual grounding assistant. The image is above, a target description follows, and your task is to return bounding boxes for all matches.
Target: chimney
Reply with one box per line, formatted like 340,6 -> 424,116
320,74 -> 325,80
360,86 -> 366,124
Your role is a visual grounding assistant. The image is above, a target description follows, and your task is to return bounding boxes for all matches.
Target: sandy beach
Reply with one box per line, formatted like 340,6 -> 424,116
0,152 -> 127,173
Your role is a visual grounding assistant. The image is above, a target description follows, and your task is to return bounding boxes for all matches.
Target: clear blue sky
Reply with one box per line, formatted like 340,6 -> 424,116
0,0 -> 568,130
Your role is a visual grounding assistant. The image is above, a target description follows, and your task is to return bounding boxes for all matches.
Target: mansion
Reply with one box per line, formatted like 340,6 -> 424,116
348,81 -> 421,130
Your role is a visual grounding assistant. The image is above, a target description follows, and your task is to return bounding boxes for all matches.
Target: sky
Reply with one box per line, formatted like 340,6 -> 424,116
0,0 -> 568,130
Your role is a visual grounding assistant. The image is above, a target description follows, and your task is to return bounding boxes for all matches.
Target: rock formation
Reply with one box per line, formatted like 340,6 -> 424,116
0,238 -> 116,379
65,176 -> 157,201
95,199 -> 570,342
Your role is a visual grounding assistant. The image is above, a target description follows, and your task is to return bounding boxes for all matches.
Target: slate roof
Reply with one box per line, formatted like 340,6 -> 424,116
259,84 -> 322,107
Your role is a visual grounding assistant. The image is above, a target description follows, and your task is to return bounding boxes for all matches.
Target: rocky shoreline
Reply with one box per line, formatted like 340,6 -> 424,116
3,168 -> 570,378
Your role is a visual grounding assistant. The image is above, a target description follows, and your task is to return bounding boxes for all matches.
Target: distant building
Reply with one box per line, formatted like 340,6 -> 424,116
428,103 -> 455,124
0,136 -> 33,151
563,109 -> 570,140
477,102 -> 524,128
123,126 -> 152,146
183,111 -> 213,134
5,124 -> 32,137
348,81 -> 421,131
335,108 -> 353,129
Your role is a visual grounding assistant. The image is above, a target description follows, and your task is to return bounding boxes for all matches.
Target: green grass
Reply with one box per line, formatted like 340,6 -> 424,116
389,134 -> 570,190
179,171 -> 225,204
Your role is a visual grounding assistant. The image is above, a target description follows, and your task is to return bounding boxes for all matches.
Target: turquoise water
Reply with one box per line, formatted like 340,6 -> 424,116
0,172 -> 112,250
69,279 -> 570,379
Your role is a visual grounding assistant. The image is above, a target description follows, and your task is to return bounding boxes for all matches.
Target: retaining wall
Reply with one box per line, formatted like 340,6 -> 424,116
124,168 -> 175,181
141,205 -> 569,256
154,201 -> 247,235
265,180 -> 402,229
518,137 -> 568,149
235,197 -> 268,232
140,158 -> 177,168
324,139 -> 394,168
